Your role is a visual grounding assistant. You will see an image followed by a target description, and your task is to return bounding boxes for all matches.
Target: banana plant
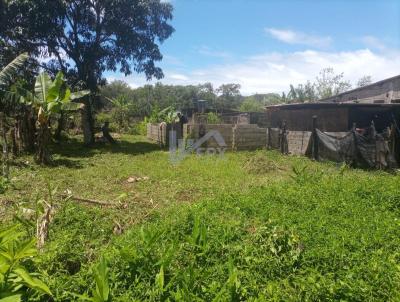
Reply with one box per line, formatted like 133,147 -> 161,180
105,95 -> 131,132
0,53 -> 29,178
0,224 -> 52,301
28,71 -> 89,164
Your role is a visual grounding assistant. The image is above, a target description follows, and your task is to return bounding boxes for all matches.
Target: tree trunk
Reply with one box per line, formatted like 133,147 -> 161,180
0,113 -> 9,178
11,121 -> 18,156
19,109 -> 36,152
54,112 -> 64,141
36,123 -> 51,165
81,99 -> 94,145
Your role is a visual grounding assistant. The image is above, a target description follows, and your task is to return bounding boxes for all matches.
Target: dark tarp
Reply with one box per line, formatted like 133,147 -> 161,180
306,129 -> 397,169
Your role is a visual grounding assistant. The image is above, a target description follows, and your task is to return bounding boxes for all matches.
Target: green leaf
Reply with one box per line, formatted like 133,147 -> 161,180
0,225 -> 22,244
0,261 -> 11,275
61,102 -> 83,111
61,88 -> 71,103
70,90 -> 90,101
155,265 -> 164,291
0,53 -> 28,87
13,238 -> 36,261
13,267 -> 52,296
34,72 -> 52,105
0,294 -> 22,302
47,101 -> 62,114
47,71 -> 64,102
92,257 -> 109,302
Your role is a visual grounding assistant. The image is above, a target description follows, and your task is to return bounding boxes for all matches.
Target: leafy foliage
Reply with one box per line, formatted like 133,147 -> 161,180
0,53 -> 29,88
20,71 -> 90,164
0,224 -> 52,301
148,106 -> 177,123
0,53 -> 29,113
357,75 -> 373,87
206,112 -> 221,124
282,68 -> 362,103
238,97 -> 264,112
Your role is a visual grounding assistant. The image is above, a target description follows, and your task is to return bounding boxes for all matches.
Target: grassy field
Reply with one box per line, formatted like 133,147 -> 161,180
1,135 -> 400,301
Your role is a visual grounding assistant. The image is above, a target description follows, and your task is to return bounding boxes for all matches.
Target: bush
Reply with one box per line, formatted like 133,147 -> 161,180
207,112 -> 221,124
0,224 -> 52,300
132,117 -> 149,136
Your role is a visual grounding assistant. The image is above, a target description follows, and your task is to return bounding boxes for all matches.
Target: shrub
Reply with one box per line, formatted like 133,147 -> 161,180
207,112 -> 221,124
0,224 -> 52,300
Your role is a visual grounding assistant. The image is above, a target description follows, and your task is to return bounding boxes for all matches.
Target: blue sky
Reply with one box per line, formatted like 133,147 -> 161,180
107,0 -> 400,95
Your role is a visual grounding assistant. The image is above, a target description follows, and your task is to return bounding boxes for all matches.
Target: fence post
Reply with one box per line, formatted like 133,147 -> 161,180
279,120 -> 285,154
267,127 -> 271,149
312,115 -> 319,160
351,122 -> 357,165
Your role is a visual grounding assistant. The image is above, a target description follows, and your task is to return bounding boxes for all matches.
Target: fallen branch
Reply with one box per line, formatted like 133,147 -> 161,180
60,194 -> 116,207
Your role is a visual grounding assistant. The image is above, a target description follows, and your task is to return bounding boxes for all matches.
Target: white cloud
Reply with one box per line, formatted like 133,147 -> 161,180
197,46 -> 232,58
360,35 -> 387,51
265,28 -> 332,48
109,47 -> 400,95
169,73 -> 188,81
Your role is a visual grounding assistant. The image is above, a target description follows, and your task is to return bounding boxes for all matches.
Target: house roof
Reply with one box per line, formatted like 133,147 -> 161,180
265,102 -> 400,110
318,74 -> 400,103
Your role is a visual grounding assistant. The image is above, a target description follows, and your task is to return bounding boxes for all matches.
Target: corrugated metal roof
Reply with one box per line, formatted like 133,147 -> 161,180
265,102 -> 400,110
318,74 -> 400,103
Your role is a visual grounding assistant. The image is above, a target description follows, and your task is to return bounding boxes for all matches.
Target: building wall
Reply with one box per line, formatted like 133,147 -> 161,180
262,107 -> 349,132
321,76 -> 400,104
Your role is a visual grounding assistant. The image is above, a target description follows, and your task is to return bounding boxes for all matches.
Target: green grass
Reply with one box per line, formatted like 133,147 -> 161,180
1,135 -> 400,301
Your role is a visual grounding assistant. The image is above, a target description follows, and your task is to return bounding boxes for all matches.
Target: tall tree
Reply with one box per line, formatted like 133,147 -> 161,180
216,83 -> 241,111
287,81 -> 316,103
357,75 -> 373,87
315,68 -> 352,99
2,0 -> 174,145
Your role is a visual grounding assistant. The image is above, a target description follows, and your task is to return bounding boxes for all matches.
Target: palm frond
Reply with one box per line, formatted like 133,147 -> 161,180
0,53 -> 29,86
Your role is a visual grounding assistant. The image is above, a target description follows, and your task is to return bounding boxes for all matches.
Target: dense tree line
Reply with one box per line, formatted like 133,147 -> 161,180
100,80 -> 282,118
100,67 -> 371,121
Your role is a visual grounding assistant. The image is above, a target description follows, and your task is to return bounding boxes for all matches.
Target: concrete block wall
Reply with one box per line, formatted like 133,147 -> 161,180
147,123 -> 180,146
268,128 -> 281,150
147,123 -> 167,145
177,123 -> 315,155
206,124 -> 234,150
267,129 -> 312,155
183,124 -> 234,150
233,124 -> 267,150
286,131 -> 312,155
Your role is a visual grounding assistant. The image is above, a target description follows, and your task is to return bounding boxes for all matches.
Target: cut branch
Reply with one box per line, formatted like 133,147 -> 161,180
60,194 -> 116,207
